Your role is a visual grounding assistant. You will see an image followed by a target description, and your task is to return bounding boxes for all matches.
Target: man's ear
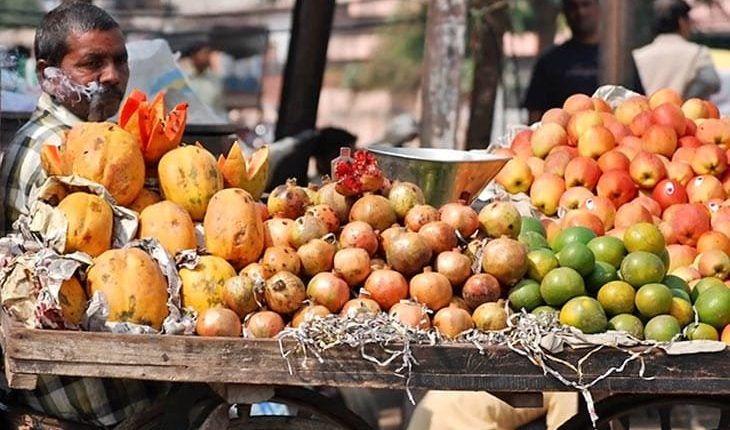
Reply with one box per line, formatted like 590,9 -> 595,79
36,58 -> 48,85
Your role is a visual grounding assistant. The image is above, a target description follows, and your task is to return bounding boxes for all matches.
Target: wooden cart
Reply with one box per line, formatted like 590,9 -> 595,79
1,311 -> 729,429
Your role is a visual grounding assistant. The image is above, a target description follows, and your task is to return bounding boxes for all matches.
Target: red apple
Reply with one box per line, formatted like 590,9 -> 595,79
642,124 -> 678,157
633,193 -> 663,217
581,196 -> 617,229
681,98 -> 710,120
510,129 -> 533,159
672,147 -> 697,165
562,209 -> 605,236
614,202 -> 653,229
563,93 -> 594,114
649,88 -> 683,109
678,135 -> 702,149
630,110 -> 655,137
652,179 -> 688,210
598,150 -> 631,173
530,173 -> 566,216
652,102 -> 687,136
577,125 -> 615,159
615,96 -> 650,125
629,151 -> 667,189
696,118 -> 730,146
617,136 -> 643,160
666,244 -> 698,272
567,110 -> 603,145
559,186 -> 594,211
542,108 -> 571,128
526,156 -> 545,179
531,123 -> 568,159
666,161 -> 695,186
564,156 -> 602,190
597,169 -> 638,208
691,144 -> 728,176
664,203 -> 711,247
543,150 -> 573,178
687,175 -> 726,204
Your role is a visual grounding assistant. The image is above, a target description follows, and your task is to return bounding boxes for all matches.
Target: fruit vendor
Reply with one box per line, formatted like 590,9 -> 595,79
0,2 -> 128,234
0,3 -> 217,428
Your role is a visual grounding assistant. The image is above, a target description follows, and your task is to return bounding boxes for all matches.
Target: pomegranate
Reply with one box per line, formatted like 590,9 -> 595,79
303,183 -> 320,205
478,201 -> 522,239
196,307 -> 242,337
256,202 -> 269,222
264,271 -> 306,314
435,250 -> 472,287
472,300 -> 508,331
404,204 -> 440,232
341,297 -> 381,318
448,296 -> 471,311
307,272 -> 350,313
240,262 -> 274,281
418,221 -> 457,255
363,269 -> 408,310
306,204 -> 340,233
462,274 -> 501,309
267,178 -> 310,219
289,215 -> 328,248
246,310 -> 285,338
223,275 -> 259,318
433,307 -> 475,339
292,305 -> 331,328
262,246 -> 301,274
370,258 -> 388,270
333,149 -> 385,196
389,302 -> 431,329
387,181 -> 425,218
333,247 -> 371,286
385,232 -> 432,276
379,224 -> 406,254
439,201 -> 479,237
409,268 -> 453,311
297,238 -> 336,277
263,218 -> 294,248
318,182 -> 353,223
340,221 -> 379,256
349,195 -> 397,232
481,238 -> 528,286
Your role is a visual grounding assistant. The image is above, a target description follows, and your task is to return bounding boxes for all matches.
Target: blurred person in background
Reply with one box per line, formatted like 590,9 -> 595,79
180,41 -> 226,118
633,0 -> 721,99
523,0 -> 643,123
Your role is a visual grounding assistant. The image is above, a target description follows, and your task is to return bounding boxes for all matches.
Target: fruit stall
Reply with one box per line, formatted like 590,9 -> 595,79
1,86 -> 730,430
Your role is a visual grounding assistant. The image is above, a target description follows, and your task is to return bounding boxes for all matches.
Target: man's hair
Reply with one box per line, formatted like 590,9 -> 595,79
653,0 -> 691,34
34,2 -> 119,67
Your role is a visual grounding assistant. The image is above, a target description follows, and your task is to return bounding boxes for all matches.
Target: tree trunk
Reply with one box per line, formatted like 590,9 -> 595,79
465,0 -> 509,150
531,0 -> 560,54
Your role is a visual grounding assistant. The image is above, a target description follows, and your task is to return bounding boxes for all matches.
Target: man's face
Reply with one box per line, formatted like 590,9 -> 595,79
564,0 -> 600,39
44,28 -> 129,121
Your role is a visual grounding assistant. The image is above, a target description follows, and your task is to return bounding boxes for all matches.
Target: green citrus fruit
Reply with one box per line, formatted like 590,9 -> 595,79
620,251 -> 666,288
557,242 -> 595,276
585,261 -> 619,293
540,267 -> 586,306
559,296 -> 608,334
519,231 -> 550,251
669,296 -> 694,327
635,283 -> 673,317
685,322 -> 719,341
644,315 -> 681,342
532,305 -> 558,317
508,279 -> 544,312
551,226 -> 597,252
694,286 -> 730,329
663,275 -> 690,295
520,216 -> 546,236
659,248 -> 670,269
526,248 -> 559,282
587,236 -> 626,269
670,288 -> 692,303
608,314 -> 644,339
597,281 -> 635,316
691,277 -> 726,303
623,222 -> 666,255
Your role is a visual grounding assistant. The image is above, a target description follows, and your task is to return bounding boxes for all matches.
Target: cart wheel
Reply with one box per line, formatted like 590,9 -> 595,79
558,394 -> 730,430
229,387 -> 373,430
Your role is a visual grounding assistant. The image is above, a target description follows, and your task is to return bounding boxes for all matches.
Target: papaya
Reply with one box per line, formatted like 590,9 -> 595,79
158,145 -> 223,220
58,277 -> 88,326
219,143 -> 269,200
204,188 -> 264,269
139,200 -> 196,255
128,188 -> 162,213
64,122 -> 146,205
179,255 -> 236,314
57,192 -> 113,257
86,248 -> 169,329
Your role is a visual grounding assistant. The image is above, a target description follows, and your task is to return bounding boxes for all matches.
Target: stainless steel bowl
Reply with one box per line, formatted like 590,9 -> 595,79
368,146 -> 510,207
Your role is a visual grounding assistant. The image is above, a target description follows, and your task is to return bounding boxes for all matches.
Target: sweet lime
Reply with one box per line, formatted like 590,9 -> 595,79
635,283 -> 673,318
585,261 -> 619,293
668,296 -> 694,327
532,305 -> 558,317
540,267 -> 586,306
685,322 -> 719,341
608,314 -> 644,339
551,226 -> 597,252
520,216 -> 546,236
557,242 -> 595,276
519,231 -> 550,251
620,251 -> 666,288
663,275 -> 690,295
694,286 -> 730,329
526,249 -> 559,282
644,315 -> 681,342
691,277 -> 726,303
587,236 -> 626,268
670,288 -> 692,303
597,281 -> 635,316
508,279 -> 544,312
559,296 -> 608,334
623,222 -> 666,255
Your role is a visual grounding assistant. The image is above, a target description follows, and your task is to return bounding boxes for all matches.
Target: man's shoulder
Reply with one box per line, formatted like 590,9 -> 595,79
9,109 -> 68,148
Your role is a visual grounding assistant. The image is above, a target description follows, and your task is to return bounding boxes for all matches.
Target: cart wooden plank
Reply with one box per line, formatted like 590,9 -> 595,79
3,312 -> 729,394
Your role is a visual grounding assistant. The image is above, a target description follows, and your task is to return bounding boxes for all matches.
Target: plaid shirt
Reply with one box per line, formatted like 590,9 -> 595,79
1,93 -> 169,427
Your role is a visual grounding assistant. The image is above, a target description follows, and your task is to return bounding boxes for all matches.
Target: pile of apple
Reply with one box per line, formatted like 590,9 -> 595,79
495,89 -> 730,286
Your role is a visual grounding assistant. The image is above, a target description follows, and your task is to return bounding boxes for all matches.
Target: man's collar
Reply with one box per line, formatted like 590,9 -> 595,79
35,92 -> 83,127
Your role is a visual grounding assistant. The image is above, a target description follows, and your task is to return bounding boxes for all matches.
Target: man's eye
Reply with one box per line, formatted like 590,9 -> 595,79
81,59 -> 102,69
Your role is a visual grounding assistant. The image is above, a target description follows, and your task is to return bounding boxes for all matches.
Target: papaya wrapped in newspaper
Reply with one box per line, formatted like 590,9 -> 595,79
118,89 -> 188,163
217,142 -> 270,200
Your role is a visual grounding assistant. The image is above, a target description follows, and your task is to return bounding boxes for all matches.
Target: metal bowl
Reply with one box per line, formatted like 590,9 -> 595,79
368,146 -> 510,207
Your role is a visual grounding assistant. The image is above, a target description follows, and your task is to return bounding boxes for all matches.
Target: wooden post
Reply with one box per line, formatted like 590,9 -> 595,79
600,0 -> 632,86
274,0 -> 335,141
420,0 -> 467,149
465,0 -> 509,150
